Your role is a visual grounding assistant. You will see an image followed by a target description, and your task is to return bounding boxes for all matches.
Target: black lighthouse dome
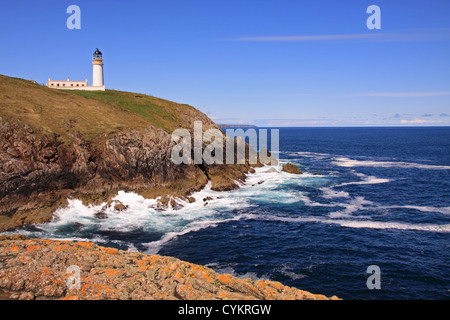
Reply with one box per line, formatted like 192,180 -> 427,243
93,48 -> 102,59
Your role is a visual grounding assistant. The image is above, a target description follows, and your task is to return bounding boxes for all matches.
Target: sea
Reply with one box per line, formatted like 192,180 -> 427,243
5,127 -> 450,300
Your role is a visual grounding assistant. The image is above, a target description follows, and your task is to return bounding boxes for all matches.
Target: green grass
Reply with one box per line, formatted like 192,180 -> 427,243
68,89 -> 185,132
0,75 -> 201,148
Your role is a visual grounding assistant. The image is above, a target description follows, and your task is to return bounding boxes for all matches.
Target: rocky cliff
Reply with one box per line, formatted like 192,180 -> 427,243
0,235 -> 339,300
0,75 -> 339,301
0,75 -> 256,231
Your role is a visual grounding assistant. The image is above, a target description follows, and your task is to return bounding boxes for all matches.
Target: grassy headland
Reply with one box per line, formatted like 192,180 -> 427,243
0,74 -> 253,231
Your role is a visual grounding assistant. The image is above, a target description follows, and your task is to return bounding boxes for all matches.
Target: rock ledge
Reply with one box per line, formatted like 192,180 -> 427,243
0,236 -> 339,300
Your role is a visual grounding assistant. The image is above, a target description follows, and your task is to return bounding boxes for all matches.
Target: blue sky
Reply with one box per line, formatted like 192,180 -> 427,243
1,0 -> 449,126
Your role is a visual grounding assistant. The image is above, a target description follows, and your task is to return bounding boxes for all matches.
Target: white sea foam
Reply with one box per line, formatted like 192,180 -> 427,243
7,164 -> 315,251
237,164 -> 328,205
248,214 -> 450,233
305,187 -> 450,219
297,192 -> 338,207
378,205 -> 450,215
325,219 -> 450,233
328,196 -> 375,219
33,163 -> 316,252
11,181 -> 251,247
6,157 -> 448,255
332,157 -> 450,170
205,264 -> 271,281
143,214 -> 257,254
334,172 -> 391,187
319,187 -> 350,199
295,151 -> 334,159
294,151 -> 450,170
279,265 -> 307,280
301,186 -> 377,216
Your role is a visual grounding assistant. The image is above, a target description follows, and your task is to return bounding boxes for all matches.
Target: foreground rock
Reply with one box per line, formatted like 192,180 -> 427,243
282,163 -> 303,174
0,236 -> 339,300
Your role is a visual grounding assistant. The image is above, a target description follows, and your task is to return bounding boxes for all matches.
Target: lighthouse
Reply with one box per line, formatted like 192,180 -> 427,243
92,48 -> 105,89
47,48 -> 106,91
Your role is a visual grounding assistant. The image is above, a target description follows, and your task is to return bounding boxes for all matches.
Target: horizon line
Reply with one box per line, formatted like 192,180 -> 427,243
218,124 -> 450,128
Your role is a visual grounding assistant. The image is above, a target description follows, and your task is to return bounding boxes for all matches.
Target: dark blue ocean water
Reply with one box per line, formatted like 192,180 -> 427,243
8,127 -> 450,299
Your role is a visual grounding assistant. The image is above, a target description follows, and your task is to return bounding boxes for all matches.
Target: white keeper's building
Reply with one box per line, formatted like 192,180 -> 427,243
47,48 -> 105,91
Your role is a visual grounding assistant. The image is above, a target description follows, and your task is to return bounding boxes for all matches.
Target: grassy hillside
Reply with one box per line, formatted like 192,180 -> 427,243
0,74 -> 255,231
67,89 -> 192,132
0,75 -> 203,146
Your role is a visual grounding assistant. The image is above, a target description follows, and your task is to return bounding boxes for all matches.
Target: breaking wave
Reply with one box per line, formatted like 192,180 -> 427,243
250,214 -> 450,233
332,157 -> 450,170
6,155 -> 450,258
2,127 -> 450,299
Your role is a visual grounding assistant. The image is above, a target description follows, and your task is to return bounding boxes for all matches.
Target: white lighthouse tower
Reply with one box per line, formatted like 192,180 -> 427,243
92,48 -> 105,90
47,48 -> 106,91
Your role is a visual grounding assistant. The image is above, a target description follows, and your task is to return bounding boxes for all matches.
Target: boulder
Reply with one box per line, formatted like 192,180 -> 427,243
282,163 -> 303,174
113,201 -> 128,212
187,196 -> 196,203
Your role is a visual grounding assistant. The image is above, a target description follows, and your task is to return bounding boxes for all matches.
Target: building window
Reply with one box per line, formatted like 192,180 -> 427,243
71,84 -> 74,87
76,84 -> 79,86
57,83 -> 60,87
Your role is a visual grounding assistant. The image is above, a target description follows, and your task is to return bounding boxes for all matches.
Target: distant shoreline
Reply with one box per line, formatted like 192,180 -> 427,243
218,124 -> 257,128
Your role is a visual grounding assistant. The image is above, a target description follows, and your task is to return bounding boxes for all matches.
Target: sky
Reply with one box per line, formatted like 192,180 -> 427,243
0,0 -> 449,126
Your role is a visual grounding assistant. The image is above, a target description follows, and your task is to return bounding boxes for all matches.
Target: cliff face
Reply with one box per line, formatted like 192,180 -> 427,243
0,236 -> 339,300
0,75 -> 255,231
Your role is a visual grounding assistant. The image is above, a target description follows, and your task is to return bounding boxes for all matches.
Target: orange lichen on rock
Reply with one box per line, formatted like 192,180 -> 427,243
105,269 -> 121,277
8,244 -> 19,252
188,264 -> 213,283
102,247 -> 118,255
148,255 -> 159,264
26,245 -> 43,252
76,242 -> 94,249
41,267 -> 51,275
55,244 -> 71,251
0,236 -> 341,300
137,260 -> 151,271
217,273 -> 233,283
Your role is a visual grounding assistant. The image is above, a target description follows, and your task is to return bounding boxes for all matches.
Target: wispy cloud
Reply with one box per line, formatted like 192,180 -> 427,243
400,118 -> 446,124
353,91 -> 450,97
226,29 -> 450,42
249,115 -> 450,127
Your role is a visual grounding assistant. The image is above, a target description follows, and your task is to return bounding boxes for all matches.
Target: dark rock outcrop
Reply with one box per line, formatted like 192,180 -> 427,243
282,163 -> 303,174
0,118 -> 259,230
